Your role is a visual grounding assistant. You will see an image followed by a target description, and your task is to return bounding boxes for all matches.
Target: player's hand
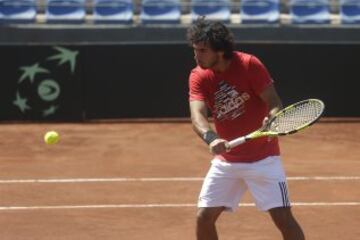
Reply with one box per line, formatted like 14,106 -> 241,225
209,139 -> 230,155
262,108 -> 281,130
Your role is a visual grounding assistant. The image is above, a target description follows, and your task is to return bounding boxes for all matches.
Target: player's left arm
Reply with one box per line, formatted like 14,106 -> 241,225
248,56 -> 282,122
260,83 -> 283,126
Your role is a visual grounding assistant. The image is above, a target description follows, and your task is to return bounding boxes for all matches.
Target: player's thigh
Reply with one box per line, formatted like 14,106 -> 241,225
198,159 -> 247,211
245,156 -> 290,211
269,207 -> 294,222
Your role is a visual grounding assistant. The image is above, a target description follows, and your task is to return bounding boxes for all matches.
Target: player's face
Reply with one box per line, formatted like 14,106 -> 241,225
192,42 -> 222,69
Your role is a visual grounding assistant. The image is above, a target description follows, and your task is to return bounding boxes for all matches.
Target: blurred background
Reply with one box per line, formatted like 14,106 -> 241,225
1,2 -> 360,240
1,0 -> 359,122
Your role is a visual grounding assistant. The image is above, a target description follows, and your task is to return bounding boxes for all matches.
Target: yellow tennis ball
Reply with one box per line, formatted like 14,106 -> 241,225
44,131 -> 60,145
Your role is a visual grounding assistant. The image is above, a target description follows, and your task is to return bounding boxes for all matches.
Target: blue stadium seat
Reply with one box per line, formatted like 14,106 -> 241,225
191,0 -> 231,23
93,0 -> 133,23
340,0 -> 360,24
140,0 -> 181,24
240,0 -> 280,24
289,0 -> 331,24
0,0 -> 36,23
45,0 -> 85,23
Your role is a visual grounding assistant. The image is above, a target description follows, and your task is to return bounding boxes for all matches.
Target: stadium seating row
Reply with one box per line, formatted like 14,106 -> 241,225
0,0 -> 360,24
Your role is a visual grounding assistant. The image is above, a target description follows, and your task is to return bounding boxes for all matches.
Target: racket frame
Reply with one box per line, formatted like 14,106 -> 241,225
228,99 -> 325,149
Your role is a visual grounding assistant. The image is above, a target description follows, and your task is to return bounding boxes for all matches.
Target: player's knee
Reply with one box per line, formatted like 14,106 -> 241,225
270,207 -> 296,229
196,208 -> 221,225
197,208 -> 214,224
278,217 -> 299,231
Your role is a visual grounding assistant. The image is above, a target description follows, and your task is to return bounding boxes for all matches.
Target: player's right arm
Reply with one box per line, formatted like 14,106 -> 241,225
190,100 -> 229,155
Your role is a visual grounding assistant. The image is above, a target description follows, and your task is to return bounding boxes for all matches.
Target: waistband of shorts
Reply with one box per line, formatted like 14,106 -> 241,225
212,155 -> 281,166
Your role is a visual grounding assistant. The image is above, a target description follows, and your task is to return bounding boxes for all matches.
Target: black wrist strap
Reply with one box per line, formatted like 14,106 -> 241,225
202,130 -> 219,145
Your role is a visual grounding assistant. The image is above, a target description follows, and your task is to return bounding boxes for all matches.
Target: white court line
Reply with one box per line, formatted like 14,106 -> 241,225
0,176 -> 360,184
1,202 -> 360,211
0,177 -> 203,183
288,176 -> 360,181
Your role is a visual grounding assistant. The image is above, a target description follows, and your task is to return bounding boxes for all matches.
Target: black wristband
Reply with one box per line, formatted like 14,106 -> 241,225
202,130 -> 219,145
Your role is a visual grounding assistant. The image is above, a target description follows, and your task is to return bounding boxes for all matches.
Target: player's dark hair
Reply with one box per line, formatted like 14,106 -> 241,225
186,17 -> 235,59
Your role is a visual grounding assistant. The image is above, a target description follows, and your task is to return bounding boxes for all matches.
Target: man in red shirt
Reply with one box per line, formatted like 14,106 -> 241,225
187,17 -> 305,240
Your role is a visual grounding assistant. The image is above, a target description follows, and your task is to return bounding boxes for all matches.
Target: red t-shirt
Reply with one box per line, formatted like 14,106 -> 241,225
189,51 -> 280,162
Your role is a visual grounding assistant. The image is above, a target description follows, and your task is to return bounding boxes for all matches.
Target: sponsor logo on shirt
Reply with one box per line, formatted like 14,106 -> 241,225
214,81 -> 250,121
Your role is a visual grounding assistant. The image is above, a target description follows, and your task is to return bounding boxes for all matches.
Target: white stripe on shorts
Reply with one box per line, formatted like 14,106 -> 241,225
279,181 -> 291,208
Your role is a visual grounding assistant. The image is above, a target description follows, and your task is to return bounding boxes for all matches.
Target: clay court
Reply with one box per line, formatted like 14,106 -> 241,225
0,120 -> 360,239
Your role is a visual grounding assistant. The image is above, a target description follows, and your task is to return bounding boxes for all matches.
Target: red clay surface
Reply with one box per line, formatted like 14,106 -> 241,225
0,121 -> 359,240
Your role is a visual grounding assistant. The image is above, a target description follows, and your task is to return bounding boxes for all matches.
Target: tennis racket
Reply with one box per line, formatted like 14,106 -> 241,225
228,98 -> 325,149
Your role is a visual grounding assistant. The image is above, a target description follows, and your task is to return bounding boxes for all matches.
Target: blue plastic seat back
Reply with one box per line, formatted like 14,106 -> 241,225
0,0 -> 36,22
191,0 -> 230,22
94,0 -> 131,16
290,0 -> 330,24
241,0 -> 280,23
192,0 -> 228,15
340,0 -> 360,23
93,0 -> 133,23
46,0 -> 85,22
142,0 -> 180,16
140,0 -> 181,23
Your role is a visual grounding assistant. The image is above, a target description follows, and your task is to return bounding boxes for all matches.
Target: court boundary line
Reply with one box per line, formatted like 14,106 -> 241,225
1,176 -> 360,184
1,202 -> 360,211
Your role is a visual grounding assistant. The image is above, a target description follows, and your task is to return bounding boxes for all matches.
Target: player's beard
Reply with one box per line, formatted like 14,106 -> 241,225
197,56 -> 220,70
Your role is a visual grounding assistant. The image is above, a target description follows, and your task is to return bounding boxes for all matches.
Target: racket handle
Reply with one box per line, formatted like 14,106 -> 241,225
228,136 -> 246,149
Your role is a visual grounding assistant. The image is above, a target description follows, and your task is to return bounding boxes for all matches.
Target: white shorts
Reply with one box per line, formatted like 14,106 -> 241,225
198,156 -> 290,212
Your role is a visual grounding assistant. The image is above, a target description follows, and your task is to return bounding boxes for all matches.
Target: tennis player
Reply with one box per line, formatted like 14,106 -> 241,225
187,17 -> 305,240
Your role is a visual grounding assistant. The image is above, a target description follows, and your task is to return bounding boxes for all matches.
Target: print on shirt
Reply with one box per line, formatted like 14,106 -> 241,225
214,80 -> 250,121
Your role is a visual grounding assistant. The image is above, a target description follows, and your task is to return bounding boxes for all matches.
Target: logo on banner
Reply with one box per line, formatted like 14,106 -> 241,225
13,46 -> 79,117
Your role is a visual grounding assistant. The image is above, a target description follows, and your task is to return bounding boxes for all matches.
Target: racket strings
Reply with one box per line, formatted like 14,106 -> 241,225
269,100 -> 324,133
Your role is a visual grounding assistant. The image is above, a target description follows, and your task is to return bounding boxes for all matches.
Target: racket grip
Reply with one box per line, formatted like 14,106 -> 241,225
228,137 -> 246,149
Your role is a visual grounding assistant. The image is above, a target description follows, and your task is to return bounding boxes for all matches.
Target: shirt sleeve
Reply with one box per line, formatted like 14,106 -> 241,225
188,70 -> 206,101
248,56 -> 274,96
